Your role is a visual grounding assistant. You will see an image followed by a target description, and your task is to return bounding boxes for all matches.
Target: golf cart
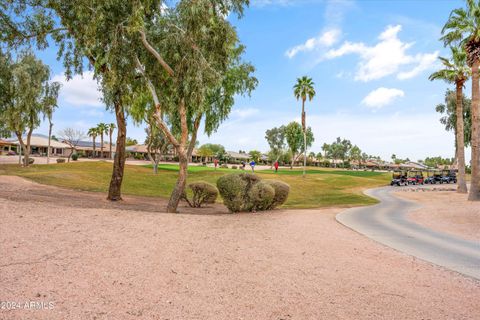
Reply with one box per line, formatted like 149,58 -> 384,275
424,170 -> 442,184
391,170 -> 408,186
440,170 -> 457,184
407,170 -> 424,185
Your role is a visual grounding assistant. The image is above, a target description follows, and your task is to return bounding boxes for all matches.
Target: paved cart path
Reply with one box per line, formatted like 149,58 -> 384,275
336,187 -> 480,280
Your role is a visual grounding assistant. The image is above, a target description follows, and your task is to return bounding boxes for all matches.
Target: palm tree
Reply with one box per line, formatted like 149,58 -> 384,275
293,76 -> 316,177
429,46 -> 470,193
441,1 -> 480,200
43,104 -> 57,164
107,123 -> 116,160
97,123 -> 108,159
87,127 -> 98,158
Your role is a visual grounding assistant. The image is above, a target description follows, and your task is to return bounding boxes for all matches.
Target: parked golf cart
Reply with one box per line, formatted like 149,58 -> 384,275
440,170 -> 457,184
391,171 -> 408,186
407,170 -> 424,185
424,170 -> 442,184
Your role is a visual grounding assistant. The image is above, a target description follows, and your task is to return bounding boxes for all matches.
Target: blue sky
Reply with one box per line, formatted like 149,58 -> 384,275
35,0 -> 468,161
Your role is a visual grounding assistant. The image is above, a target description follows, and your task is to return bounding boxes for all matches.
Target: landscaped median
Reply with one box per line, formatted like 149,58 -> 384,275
0,161 -> 390,209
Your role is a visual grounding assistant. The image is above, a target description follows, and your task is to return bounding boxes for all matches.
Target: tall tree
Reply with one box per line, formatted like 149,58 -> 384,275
1,0 -> 136,200
97,123 -> 108,159
108,123 -> 116,160
265,125 -> 286,165
145,122 -> 170,174
43,82 -> 61,165
349,145 -> 362,168
131,0 -> 257,212
429,46 -> 471,193
441,0 -> 480,200
293,76 -> 316,177
284,121 -> 314,169
0,51 -> 59,167
87,128 -> 98,158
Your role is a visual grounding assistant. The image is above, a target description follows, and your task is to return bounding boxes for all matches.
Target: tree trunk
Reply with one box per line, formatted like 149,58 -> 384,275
456,81 -> 468,193
100,134 -> 104,159
469,60 -> 480,201
107,100 -> 126,201
92,137 -> 96,158
47,120 -> 52,164
167,100 -> 189,213
301,98 -> 307,178
109,132 -> 113,160
15,132 -> 28,167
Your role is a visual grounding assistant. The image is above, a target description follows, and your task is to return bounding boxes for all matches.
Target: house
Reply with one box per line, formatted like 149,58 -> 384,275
0,139 -> 15,155
226,151 -> 250,164
126,144 -> 178,161
8,134 -> 72,157
74,140 -> 114,158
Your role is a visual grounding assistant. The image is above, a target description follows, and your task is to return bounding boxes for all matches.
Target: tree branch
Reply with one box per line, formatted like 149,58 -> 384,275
135,55 -> 179,148
139,30 -> 175,77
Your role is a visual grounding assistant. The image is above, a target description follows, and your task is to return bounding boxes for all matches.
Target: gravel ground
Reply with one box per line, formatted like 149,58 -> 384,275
1,176 -> 479,319
395,187 -> 480,242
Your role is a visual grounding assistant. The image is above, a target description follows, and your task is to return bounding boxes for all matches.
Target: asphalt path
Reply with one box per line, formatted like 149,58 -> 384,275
336,187 -> 480,280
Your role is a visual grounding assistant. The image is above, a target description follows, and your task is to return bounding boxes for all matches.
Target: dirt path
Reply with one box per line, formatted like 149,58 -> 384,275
1,176 -> 479,319
395,188 -> 480,242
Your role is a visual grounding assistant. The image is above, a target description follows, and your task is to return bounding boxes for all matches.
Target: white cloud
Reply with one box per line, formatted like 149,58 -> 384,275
397,52 -> 439,80
286,29 -> 341,58
51,71 -> 104,107
361,87 -> 405,109
231,108 -> 260,119
325,25 -> 438,82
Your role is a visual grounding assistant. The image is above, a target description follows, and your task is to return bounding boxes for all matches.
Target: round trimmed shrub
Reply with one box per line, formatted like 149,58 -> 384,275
182,182 -> 218,208
71,153 -> 79,161
217,174 -> 247,213
232,165 -> 238,169
248,181 -> 275,211
22,158 -> 34,165
264,180 -> 290,209
56,158 -> 66,163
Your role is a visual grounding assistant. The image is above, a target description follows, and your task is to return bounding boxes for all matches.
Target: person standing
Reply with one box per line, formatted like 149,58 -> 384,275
214,158 -> 219,170
250,160 -> 256,172
274,161 -> 279,173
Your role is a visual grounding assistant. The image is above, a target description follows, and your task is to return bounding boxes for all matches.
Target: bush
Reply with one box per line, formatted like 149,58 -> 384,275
264,180 -> 290,209
217,173 -> 290,213
247,181 -> 275,211
217,174 -> 248,213
56,158 -> 66,163
71,153 -> 79,161
22,158 -> 34,165
182,182 -> 218,208
232,165 -> 238,169
220,164 -> 228,169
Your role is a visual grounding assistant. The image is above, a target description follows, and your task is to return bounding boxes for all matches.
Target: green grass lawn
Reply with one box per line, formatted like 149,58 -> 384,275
0,162 -> 390,209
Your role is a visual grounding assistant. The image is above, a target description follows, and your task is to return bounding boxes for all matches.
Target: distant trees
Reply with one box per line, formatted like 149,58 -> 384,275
265,126 -> 286,164
96,123 -> 108,158
0,51 -> 59,167
284,121 -> 314,169
322,137 -> 353,167
58,128 -> 86,162
145,124 -> 170,174
87,128 -> 98,158
126,138 -> 138,146
196,144 -> 229,164
249,150 -> 262,163
423,156 -> 454,168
